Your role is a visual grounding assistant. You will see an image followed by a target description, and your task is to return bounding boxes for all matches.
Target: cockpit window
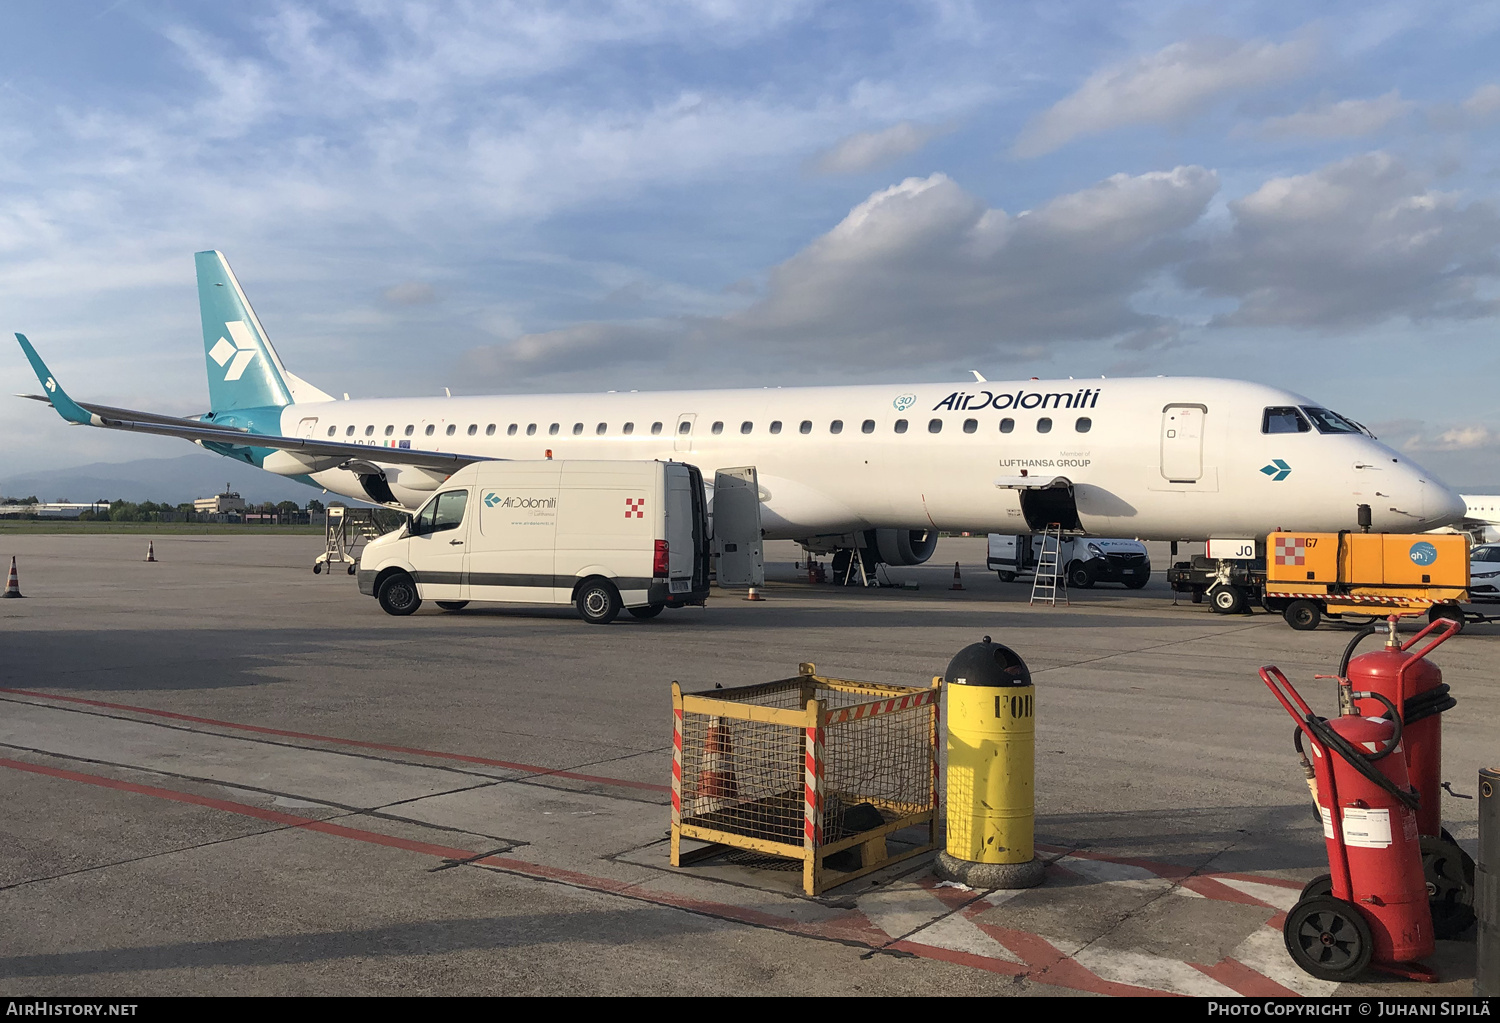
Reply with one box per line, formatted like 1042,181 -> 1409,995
1301,407 -> 1363,435
1262,407 -> 1310,434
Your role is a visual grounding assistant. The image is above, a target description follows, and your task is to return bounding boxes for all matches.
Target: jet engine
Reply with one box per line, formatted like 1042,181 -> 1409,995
868,528 -> 938,566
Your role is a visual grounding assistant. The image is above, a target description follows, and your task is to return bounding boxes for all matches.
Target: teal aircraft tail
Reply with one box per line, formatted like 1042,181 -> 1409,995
195,251 -> 330,412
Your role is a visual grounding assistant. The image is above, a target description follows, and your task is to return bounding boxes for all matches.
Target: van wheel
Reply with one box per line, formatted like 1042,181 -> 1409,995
436,601 -> 469,612
1285,600 -> 1322,631
997,571 -> 1016,583
576,579 -> 621,624
378,572 -> 421,616
1067,562 -> 1094,588
628,604 -> 665,620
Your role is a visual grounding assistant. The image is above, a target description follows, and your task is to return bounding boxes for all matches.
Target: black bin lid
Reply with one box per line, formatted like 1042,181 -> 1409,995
945,636 -> 1031,688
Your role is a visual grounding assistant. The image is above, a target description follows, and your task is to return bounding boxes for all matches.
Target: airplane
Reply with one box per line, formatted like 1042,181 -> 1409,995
16,250 -> 1466,575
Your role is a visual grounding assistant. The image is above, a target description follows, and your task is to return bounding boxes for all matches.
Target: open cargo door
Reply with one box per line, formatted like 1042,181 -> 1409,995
713,466 -> 764,588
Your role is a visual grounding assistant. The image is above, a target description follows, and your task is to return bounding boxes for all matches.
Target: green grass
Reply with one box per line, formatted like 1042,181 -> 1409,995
0,521 -> 324,535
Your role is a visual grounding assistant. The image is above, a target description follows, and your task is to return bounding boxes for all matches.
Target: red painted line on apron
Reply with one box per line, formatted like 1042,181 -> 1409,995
970,921 -> 1178,997
1180,875 -> 1280,907
1209,871 -> 1304,891
886,940 -> 1027,977
1191,957 -> 1301,998
0,687 -> 669,794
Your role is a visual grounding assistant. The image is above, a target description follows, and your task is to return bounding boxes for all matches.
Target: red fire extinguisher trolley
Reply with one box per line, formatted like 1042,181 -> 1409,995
1339,616 -> 1475,937
1261,665 -> 1435,982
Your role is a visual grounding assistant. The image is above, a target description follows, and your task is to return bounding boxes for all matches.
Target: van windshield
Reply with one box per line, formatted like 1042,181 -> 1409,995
413,489 -> 468,535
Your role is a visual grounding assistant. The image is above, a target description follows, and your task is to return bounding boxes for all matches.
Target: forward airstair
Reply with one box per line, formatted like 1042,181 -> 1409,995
1029,523 -> 1069,606
313,503 -> 386,576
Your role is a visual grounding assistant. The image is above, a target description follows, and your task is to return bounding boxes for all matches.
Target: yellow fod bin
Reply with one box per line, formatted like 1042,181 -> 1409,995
934,637 -> 1046,889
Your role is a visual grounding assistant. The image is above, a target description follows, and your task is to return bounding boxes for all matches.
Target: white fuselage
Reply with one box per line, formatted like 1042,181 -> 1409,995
270,375 -> 1464,542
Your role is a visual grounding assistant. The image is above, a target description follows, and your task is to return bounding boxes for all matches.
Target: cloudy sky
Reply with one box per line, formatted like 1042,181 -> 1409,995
3,1 -> 1500,486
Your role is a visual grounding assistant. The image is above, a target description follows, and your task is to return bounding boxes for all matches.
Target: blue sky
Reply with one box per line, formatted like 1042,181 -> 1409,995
3,1 -> 1500,486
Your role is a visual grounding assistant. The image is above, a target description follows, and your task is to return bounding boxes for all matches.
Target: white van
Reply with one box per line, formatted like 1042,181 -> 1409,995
358,460 -> 711,623
986,533 -> 1151,589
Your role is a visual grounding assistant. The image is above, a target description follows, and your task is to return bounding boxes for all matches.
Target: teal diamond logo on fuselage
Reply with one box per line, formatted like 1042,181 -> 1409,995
1260,459 -> 1291,481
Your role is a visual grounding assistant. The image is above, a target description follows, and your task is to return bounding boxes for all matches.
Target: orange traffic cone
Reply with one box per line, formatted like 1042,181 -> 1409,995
145,540 -> 157,563
691,717 -> 738,816
3,556 -> 23,598
950,561 -> 964,590
744,586 -> 765,601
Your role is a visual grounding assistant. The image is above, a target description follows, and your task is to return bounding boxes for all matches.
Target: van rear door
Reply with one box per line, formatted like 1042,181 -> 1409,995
713,467 -> 764,589
665,466 -> 698,595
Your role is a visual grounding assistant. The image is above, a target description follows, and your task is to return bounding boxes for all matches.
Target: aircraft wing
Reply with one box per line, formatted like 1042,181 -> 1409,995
16,334 -> 488,473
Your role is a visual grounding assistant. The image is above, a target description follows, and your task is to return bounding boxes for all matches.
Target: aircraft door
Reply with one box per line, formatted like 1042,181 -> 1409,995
1160,404 -> 1206,482
712,467 -> 764,589
296,417 -> 319,438
674,413 -> 696,452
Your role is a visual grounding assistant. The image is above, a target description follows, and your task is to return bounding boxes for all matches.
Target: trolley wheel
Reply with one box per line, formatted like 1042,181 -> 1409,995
575,578 -> 621,625
1422,834 -> 1476,938
1299,873 -> 1333,902
627,603 -> 665,620
436,601 -> 469,612
377,572 -> 422,617
1067,562 -> 1094,589
997,571 -> 1017,583
347,563 -> 357,576
1209,584 -> 1246,614
313,562 -> 323,575
1284,599 -> 1322,631
1283,896 -> 1373,982
1428,603 -> 1464,625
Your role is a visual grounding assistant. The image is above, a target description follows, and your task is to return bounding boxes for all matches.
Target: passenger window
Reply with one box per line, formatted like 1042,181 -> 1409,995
651,422 -> 663,435
622,423 -> 634,435
799,420 -> 812,434
830,420 -> 843,434
711,421 -> 724,435
678,421 -> 692,435
327,426 -> 336,437
404,425 -> 414,436
572,423 -> 583,435
467,424 -> 478,436
1263,407 -> 1311,434
507,424 -> 517,436
526,424 -> 537,436
963,419 -> 977,434
485,424 -> 496,436
861,420 -> 874,434
424,424 -> 434,436
999,419 -> 1014,433
549,424 -> 560,436
596,423 -> 607,435
928,419 -> 942,434
770,421 -> 782,434
446,424 -> 456,436
1037,418 -> 1052,433
347,426 -> 356,436
385,425 -> 395,436
1075,417 -> 1091,433
894,419 -> 908,434
741,421 -> 753,435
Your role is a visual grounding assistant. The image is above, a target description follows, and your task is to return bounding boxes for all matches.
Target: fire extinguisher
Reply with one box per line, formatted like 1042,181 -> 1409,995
1341,615 -> 1475,938
1262,665 -> 1435,982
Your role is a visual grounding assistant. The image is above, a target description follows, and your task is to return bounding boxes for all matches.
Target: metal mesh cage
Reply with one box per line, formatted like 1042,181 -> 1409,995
671,665 -> 940,895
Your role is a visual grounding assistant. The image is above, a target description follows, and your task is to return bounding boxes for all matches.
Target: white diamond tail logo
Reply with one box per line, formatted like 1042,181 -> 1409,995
210,321 -> 259,381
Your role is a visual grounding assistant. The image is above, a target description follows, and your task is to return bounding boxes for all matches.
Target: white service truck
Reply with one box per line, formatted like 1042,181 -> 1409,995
987,533 -> 1152,589
359,459 -> 711,623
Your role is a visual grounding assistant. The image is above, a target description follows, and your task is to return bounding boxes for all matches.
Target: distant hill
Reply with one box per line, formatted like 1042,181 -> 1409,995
0,452 -> 328,506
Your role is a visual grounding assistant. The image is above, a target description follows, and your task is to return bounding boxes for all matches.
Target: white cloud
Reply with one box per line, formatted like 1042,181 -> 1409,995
1400,424 -> 1500,452
1181,152 -> 1500,329
382,282 -> 437,305
1259,90 -> 1414,138
1462,82 -> 1500,119
1013,34 -> 1316,158
806,121 -> 950,175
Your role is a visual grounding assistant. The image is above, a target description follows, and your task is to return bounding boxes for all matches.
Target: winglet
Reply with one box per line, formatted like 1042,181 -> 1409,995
14,334 -> 96,425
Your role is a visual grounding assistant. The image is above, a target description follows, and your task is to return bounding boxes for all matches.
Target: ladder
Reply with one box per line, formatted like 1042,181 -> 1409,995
1029,524 -> 1069,606
313,504 -> 386,576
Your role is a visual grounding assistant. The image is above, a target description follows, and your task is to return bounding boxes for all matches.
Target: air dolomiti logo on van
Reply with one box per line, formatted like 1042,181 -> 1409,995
484,492 -> 556,509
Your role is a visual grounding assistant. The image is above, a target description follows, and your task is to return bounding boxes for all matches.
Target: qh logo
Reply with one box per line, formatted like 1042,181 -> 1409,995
208,321 -> 259,382
1408,541 -> 1439,566
1260,459 -> 1291,482
892,393 -> 916,411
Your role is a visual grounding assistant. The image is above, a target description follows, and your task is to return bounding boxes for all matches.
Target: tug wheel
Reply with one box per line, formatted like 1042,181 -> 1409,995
1284,600 -> 1322,631
1283,896 -> 1372,982
1423,834 -> 1476,939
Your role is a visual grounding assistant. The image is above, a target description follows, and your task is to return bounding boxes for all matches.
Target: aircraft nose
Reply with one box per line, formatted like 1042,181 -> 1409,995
1424,479 -> 1466,529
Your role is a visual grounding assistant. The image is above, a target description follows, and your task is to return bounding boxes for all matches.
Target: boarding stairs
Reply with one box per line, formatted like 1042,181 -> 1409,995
1029,523 -> 1069,607
313,504 -> 386,576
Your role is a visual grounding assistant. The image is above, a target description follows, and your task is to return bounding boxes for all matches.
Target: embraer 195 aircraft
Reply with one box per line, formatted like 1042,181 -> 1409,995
17,251 -> 1465,572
